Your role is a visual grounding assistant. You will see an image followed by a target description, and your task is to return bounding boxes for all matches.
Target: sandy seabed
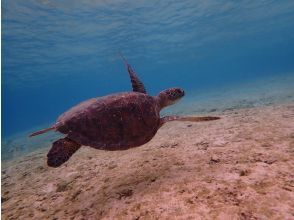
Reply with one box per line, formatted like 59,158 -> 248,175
2,103 -> 294,220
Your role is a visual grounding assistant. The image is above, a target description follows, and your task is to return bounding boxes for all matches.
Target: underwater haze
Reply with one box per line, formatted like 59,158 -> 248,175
2,0 -> 294,159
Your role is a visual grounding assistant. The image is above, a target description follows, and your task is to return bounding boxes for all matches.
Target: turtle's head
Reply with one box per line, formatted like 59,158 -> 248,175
157,87 -> 185,109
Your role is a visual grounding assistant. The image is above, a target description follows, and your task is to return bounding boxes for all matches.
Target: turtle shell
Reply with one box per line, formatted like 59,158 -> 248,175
55,92 -> 160,150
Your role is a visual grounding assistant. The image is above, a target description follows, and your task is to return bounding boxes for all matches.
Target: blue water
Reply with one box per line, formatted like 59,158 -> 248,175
2,1 -> 294,158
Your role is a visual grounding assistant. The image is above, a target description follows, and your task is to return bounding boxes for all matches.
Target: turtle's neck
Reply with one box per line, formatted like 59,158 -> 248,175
155,92 -> 171,110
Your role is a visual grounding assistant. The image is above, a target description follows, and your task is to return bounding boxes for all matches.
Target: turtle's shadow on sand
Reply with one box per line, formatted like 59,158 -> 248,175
82,149 -> 188,218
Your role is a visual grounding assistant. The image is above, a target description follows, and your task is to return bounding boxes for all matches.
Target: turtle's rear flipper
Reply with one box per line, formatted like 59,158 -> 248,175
29,126 -> 55,137
47,137 -> 81,167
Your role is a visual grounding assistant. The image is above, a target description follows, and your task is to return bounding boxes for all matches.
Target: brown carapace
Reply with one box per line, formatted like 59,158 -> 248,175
30,54 -> 220,167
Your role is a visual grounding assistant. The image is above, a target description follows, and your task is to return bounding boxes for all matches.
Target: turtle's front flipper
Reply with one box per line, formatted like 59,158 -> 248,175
119,52 -> 147,94
47,137 -> 81,167
160,115 -> 220,127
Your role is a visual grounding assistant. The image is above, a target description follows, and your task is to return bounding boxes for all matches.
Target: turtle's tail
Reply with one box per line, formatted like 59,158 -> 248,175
29,126 -> 56,137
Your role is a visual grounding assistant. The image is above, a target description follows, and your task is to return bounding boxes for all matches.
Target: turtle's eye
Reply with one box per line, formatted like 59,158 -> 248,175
168,88 -> 185,100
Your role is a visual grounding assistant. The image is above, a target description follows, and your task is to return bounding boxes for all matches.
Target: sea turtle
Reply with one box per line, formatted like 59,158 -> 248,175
30,54 -> 220,167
